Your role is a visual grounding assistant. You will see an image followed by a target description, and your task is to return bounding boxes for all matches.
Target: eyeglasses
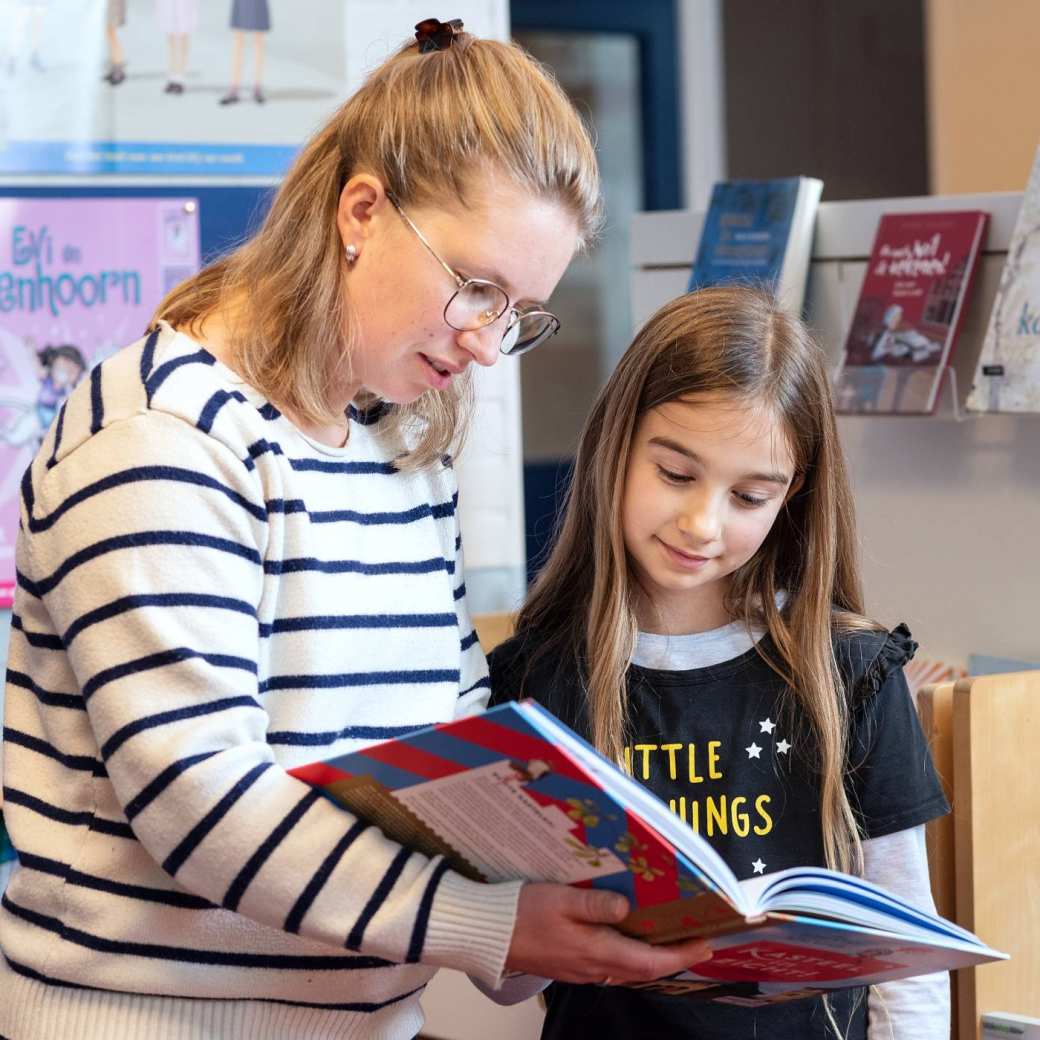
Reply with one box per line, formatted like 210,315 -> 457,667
385,190 -> 561,356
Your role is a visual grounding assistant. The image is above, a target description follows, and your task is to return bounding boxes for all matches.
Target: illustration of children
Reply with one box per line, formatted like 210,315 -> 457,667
219,0 -> 271,105
35,343 -> 87,432
103,0 -> 127,85
155,0 -> 199,95
869,303 -> 904,361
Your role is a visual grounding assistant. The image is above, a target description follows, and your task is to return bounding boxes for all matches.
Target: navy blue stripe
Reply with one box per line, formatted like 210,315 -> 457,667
5,669 -> 84,711
260,613 -> 456,637
3,787 -> 135,839
29,531 -> 262,597
260,669 -> 458,693
460,629 -> 479,652
243,438 -> 284,471
257,402 -> 281,421
453,582 -> 466,601
346,846 -> 411,951
455,533 -> 462,551
3,727 -> 106,776
17,852 -> 216,910
64,592 -> 256,646
284,819 -> 369,934
288,458 -> 397,475
458,676 -> 491,698
264,556 -> 449,577
19,466 -> 35,526
197,389 -> 247,434
299,500 -> 455,526
139,326 -> 160,384
145,349 -> 215,403
162,762 -> 274,876
265,497 -> 308,515
46,402 -> 67,469
27,466 -> 267,534
407,858 -> 452,962
9,614 -> 64,651
1,893 -> 393,970
223,788 -> 322,912
89,365 -> 104,434
267,722 -> 426,747
347,401 -> 392,425
2,954 -> 424,1011
100,695 -> 261,760
83,647 -> 257,703
124,750 -> 220,821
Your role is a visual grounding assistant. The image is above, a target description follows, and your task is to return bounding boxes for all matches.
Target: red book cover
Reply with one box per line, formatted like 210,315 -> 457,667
835,210 -> 989,414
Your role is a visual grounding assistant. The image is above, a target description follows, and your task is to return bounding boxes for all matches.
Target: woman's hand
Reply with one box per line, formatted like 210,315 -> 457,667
505,882 -> 713,985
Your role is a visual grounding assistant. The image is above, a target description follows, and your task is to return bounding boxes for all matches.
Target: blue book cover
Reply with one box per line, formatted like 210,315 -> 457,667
689,179 -> 802,294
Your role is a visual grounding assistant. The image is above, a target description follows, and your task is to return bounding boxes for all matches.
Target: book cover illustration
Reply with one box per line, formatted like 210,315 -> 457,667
834,210 -> 988,414
967,145 -> 1040,412
289,708 -> 739,941
0,196 -> 200,606
687,177 -> 822,316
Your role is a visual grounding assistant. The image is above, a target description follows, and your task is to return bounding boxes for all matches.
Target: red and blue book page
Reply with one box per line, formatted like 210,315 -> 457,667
288,702 -> 740,941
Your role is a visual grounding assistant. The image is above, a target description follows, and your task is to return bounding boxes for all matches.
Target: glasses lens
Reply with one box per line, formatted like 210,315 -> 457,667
445,280 -> 509,331
501,312 -> 560,356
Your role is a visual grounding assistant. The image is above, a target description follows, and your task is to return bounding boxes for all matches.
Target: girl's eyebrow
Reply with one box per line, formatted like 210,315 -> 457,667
648,436 -> 791,486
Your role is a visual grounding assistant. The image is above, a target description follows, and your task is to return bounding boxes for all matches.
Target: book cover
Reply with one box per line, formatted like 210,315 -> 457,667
289,701 -> 1004,1001
687,177 -> 823,316
967,145 -> 1040,412
834,210 -> 988,414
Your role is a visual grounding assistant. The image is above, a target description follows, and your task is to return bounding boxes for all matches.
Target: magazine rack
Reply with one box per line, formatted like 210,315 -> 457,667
918,672 -> 1040,1039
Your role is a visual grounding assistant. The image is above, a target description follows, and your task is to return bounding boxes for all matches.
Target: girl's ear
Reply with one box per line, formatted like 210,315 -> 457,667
335,173 -> 387,249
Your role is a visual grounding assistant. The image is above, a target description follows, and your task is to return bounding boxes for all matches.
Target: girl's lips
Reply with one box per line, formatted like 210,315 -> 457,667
658,537 -> 713,570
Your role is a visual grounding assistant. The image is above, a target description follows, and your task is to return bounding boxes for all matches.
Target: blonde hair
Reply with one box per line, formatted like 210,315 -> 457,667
517,286 -> 878,875
154,31 -> 601,468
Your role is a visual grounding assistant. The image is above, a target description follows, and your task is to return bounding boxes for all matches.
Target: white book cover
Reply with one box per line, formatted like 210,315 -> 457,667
967,144 -> 1040,412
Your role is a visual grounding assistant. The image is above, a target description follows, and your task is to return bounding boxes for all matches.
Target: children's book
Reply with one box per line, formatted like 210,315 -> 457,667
834,210 -> 988,414
687,177 -> 823,317
967,144 -> 1040,413
289,700 -> 1005,1006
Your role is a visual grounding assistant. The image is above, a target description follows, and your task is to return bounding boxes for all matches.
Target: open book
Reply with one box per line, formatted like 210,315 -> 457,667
288,700 -> 1004,1007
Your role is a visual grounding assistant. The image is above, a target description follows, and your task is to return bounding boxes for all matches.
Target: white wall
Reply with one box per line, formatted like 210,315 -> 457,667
630,192 -> 1040,668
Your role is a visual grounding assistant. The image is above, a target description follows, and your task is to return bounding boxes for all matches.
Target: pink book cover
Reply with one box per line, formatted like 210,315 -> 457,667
0,197 -> 200,606
835,210 -> 988,414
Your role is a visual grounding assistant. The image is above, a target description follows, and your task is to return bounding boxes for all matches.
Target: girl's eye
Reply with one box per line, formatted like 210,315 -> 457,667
734,491 -> 769,508
656,466 -> 692,485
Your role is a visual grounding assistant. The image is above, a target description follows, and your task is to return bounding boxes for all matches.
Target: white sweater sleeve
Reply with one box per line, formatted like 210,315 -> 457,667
24,414 -> 520,984
862,826 -> 950,1039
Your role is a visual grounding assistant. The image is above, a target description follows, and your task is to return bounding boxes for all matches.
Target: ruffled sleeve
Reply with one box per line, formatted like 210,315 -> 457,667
859,622 -> 918,700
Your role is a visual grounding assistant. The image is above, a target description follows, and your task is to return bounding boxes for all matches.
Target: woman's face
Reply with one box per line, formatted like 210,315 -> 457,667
337,174 -> 579,405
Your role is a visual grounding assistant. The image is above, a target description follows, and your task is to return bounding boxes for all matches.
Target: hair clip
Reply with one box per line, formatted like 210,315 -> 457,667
414,17 -> 464,53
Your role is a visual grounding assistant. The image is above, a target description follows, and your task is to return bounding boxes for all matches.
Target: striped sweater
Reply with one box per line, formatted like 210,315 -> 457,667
0,324 -> 522,1040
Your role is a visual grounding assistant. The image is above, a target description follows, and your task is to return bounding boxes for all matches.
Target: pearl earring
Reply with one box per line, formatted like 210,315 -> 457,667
344,243 -> 359,264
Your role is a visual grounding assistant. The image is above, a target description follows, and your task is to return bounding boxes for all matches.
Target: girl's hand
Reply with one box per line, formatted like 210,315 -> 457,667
505,882 -> 713,985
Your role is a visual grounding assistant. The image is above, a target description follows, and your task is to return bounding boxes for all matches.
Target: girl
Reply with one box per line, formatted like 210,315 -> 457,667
0,20 -> 710,1040
155,0 -> 198,95
219,0 -> 270,105
489,286 -> 951,1039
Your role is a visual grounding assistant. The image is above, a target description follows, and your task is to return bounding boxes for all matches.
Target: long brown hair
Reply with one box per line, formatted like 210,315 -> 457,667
517,286 -> 877,873
153,31 -> 601,468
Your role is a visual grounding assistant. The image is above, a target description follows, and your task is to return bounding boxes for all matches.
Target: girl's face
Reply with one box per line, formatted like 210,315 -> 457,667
338,174 -> 579,405
621,393 -> 798,635
50,356 -> 83,389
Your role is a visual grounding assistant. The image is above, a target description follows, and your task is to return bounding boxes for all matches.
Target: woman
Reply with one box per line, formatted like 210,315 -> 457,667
0,20 -> 710,1040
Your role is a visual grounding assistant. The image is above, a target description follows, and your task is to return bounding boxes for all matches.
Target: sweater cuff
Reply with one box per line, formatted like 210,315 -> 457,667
420,872 -> 523,987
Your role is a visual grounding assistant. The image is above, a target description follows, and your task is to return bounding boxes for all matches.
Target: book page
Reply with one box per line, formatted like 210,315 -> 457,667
395,760 -> 627,883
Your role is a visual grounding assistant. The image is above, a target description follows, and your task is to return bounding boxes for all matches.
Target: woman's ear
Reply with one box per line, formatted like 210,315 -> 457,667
336,174 -> 387,250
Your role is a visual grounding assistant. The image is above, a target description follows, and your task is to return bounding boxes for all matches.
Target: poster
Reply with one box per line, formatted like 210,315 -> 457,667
0,196 -> 200,604
0,0 -> 506,177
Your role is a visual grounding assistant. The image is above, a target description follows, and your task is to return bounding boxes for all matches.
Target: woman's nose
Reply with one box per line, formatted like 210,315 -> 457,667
455,324 -> 501,367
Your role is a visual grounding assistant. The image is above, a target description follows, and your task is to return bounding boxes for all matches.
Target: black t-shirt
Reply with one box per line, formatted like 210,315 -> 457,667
487,624 -> 949,1040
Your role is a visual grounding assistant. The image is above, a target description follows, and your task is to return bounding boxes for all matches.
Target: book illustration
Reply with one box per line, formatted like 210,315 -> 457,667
688,177 -> 823,316
834,211 -> 988,414
967,144 -> 1040,412
291,701 -> 1005,998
